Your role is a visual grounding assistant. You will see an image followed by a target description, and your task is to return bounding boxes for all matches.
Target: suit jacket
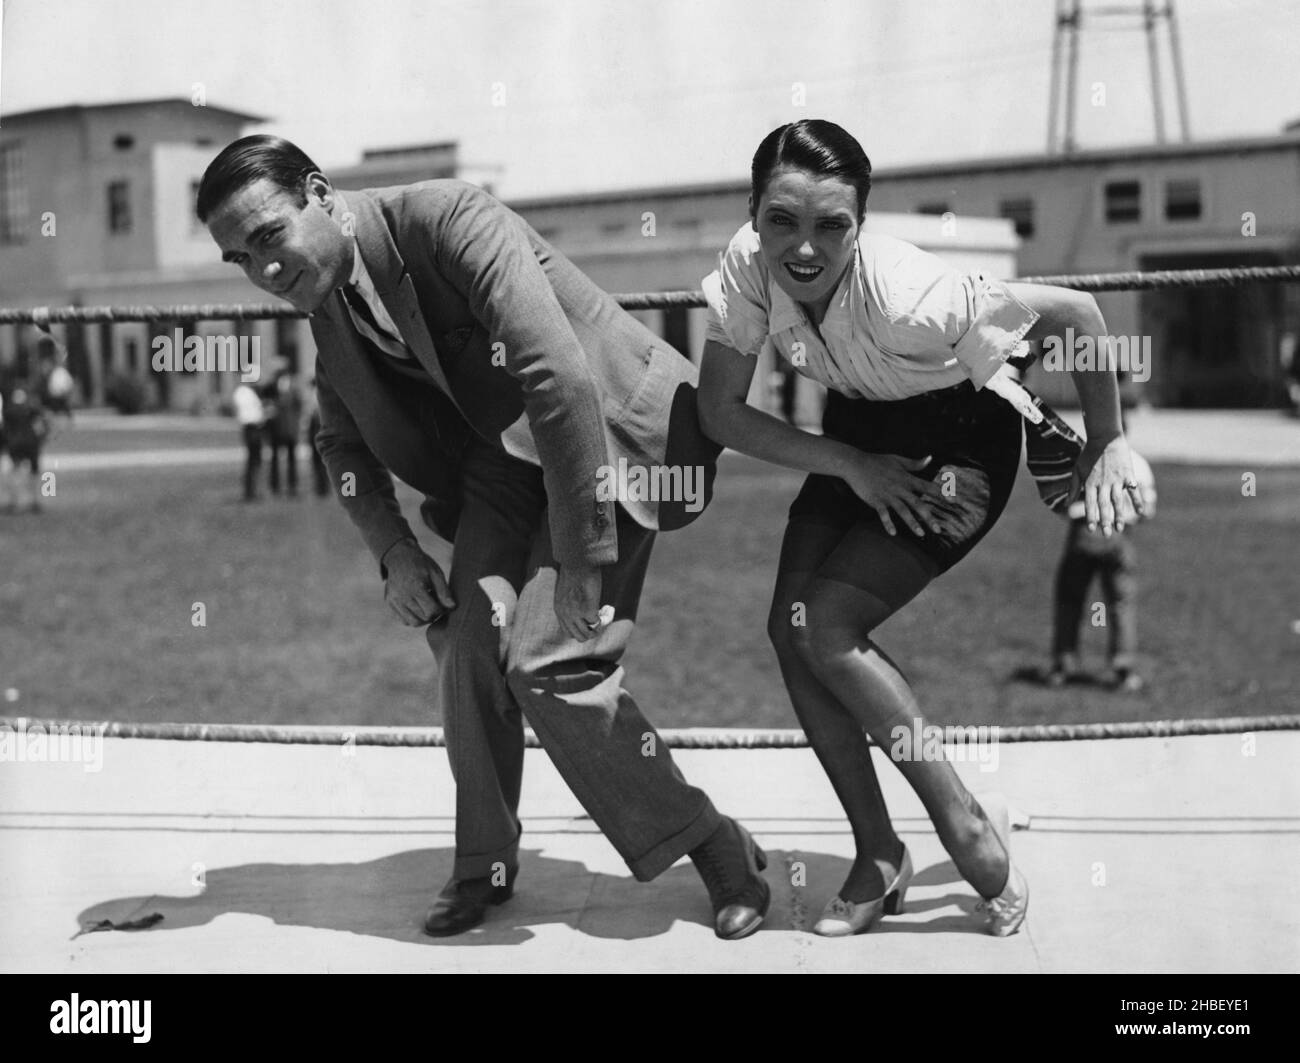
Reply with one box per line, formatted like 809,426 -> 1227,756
311,180 -> 720,571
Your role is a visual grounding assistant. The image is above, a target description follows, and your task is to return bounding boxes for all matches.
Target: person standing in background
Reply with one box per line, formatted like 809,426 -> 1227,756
231,381 -> 265,501
264,366 -> 303,497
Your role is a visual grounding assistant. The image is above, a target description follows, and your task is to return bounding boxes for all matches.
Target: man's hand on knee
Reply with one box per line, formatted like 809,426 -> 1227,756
554,560 -> 610,643
383,539 -> 456,626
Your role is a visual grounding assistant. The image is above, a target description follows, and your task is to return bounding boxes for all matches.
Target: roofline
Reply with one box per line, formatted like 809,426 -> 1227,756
0,97 -> 265,125
508,178 -> 749,211
506,131 -> 1300,210
872,133 -> 1300,180
360,141 -> 458,160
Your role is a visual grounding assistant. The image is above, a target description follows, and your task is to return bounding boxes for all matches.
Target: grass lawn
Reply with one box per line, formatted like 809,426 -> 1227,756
1,446 -> 1296,729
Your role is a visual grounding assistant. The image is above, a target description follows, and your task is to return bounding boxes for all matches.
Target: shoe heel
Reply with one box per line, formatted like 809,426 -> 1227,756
883,845 -> 914,916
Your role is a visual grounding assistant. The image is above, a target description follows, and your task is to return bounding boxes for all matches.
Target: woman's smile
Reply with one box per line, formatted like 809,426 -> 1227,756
784,262 -> 825,283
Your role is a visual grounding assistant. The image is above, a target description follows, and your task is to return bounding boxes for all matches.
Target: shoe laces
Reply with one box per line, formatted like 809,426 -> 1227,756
975,873 -> 1023,918
825,896 -> 855,918
693,842 -> 739,899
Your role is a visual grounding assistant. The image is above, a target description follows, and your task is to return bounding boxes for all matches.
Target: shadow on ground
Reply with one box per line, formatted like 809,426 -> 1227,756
74,848 -> 992,947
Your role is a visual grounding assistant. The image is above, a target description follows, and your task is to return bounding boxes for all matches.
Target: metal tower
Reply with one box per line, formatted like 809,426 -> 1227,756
1047,0 -> 1191,154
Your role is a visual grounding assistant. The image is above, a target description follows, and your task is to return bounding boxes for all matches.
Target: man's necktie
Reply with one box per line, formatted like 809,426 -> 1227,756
342,284 -> 413,361
342,284 -> 385,337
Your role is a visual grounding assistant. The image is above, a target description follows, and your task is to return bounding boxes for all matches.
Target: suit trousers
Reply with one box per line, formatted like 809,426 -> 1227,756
427,438 -> 723,882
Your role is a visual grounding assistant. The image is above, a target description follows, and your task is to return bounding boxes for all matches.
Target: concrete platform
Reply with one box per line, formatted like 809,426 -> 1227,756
2,730 -> 1296,973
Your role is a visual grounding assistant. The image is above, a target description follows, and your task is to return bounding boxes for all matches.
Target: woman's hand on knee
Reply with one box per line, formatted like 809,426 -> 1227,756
839,453 -> 944,538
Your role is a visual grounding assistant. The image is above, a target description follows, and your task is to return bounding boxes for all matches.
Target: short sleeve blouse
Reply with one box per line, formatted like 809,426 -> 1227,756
702,223 -> 1040,401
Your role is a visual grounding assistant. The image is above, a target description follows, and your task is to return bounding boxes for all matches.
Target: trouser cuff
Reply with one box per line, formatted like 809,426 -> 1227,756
453,833 -> 520,882
623,801 -> 725,883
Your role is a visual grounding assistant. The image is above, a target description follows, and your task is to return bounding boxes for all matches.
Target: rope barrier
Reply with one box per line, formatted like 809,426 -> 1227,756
3,261 -> 1296,749
3,265 -> 1300,324
1,715 -> 1295,748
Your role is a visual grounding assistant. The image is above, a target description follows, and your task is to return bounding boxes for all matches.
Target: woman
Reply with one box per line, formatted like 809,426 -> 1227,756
697,120 -> 1142,937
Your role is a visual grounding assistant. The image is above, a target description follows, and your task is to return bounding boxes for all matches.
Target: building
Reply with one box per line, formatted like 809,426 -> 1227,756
0,101 -> 505,411
0,99 -> 272,409
507,132 -> 1300,408
862,135 -> 1300,408
4,96 -> 1295,411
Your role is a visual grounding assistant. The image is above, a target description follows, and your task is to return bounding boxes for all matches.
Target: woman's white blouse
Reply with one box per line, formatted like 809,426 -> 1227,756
702,223 -> 1041,402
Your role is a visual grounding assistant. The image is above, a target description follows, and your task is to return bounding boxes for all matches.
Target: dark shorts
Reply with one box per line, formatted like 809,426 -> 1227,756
788,381 -> 1023,594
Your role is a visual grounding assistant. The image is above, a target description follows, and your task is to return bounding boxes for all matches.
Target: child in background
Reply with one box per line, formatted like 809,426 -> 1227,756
1048,447 -> 1157,692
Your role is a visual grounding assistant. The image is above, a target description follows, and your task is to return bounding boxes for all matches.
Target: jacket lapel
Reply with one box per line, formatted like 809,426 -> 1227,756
343,190 -> 464,412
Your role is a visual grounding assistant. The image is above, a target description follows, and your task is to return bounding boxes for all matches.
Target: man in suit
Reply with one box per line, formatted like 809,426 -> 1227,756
197,135 -> 769,939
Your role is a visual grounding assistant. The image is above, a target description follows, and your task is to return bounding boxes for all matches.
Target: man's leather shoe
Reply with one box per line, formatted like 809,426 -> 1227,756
422,868 -> 517,937
690,817 -> 770,940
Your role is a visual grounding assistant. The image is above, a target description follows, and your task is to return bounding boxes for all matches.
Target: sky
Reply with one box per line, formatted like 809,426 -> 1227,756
1,0 -> 1297,198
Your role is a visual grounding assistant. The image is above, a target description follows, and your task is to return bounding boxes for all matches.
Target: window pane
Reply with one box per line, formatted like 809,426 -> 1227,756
1165,179 -> 1202,221
999,197 -> 1035,239
1105,180 -> 1141,223
0,142 -> 29,245
108,180 -> 132,234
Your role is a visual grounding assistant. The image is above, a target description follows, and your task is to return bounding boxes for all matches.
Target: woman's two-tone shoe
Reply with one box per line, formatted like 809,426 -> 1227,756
976,791 -> 1029,936
813,845 -> 913,937
976,863 -> 1029,937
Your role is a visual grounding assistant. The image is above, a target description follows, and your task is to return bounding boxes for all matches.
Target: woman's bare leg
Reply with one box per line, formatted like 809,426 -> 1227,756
791,529 -> 1011,898
768,519 -> 904,901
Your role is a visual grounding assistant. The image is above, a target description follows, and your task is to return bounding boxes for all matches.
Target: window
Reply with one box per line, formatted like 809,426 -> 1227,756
600,221 -> 627,236
999,198 -> 1035,239
1164,179 -> 1202,221
108,180 -> 132,234
0,141 -> 29,245
915,201 -> 949,216
673,217 -> 701,231
1104,180 -> 1141,223
113,134 -> 135,151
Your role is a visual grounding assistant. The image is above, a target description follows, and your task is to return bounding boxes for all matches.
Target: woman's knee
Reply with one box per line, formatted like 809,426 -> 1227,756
789,611 -> 863,674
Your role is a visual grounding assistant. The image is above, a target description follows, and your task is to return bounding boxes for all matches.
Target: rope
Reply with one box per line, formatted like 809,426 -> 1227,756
1015,264 -> 1300,292
0,304 -> 305,325
1,715 -> 1295,748
4,265 -> 1300,324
